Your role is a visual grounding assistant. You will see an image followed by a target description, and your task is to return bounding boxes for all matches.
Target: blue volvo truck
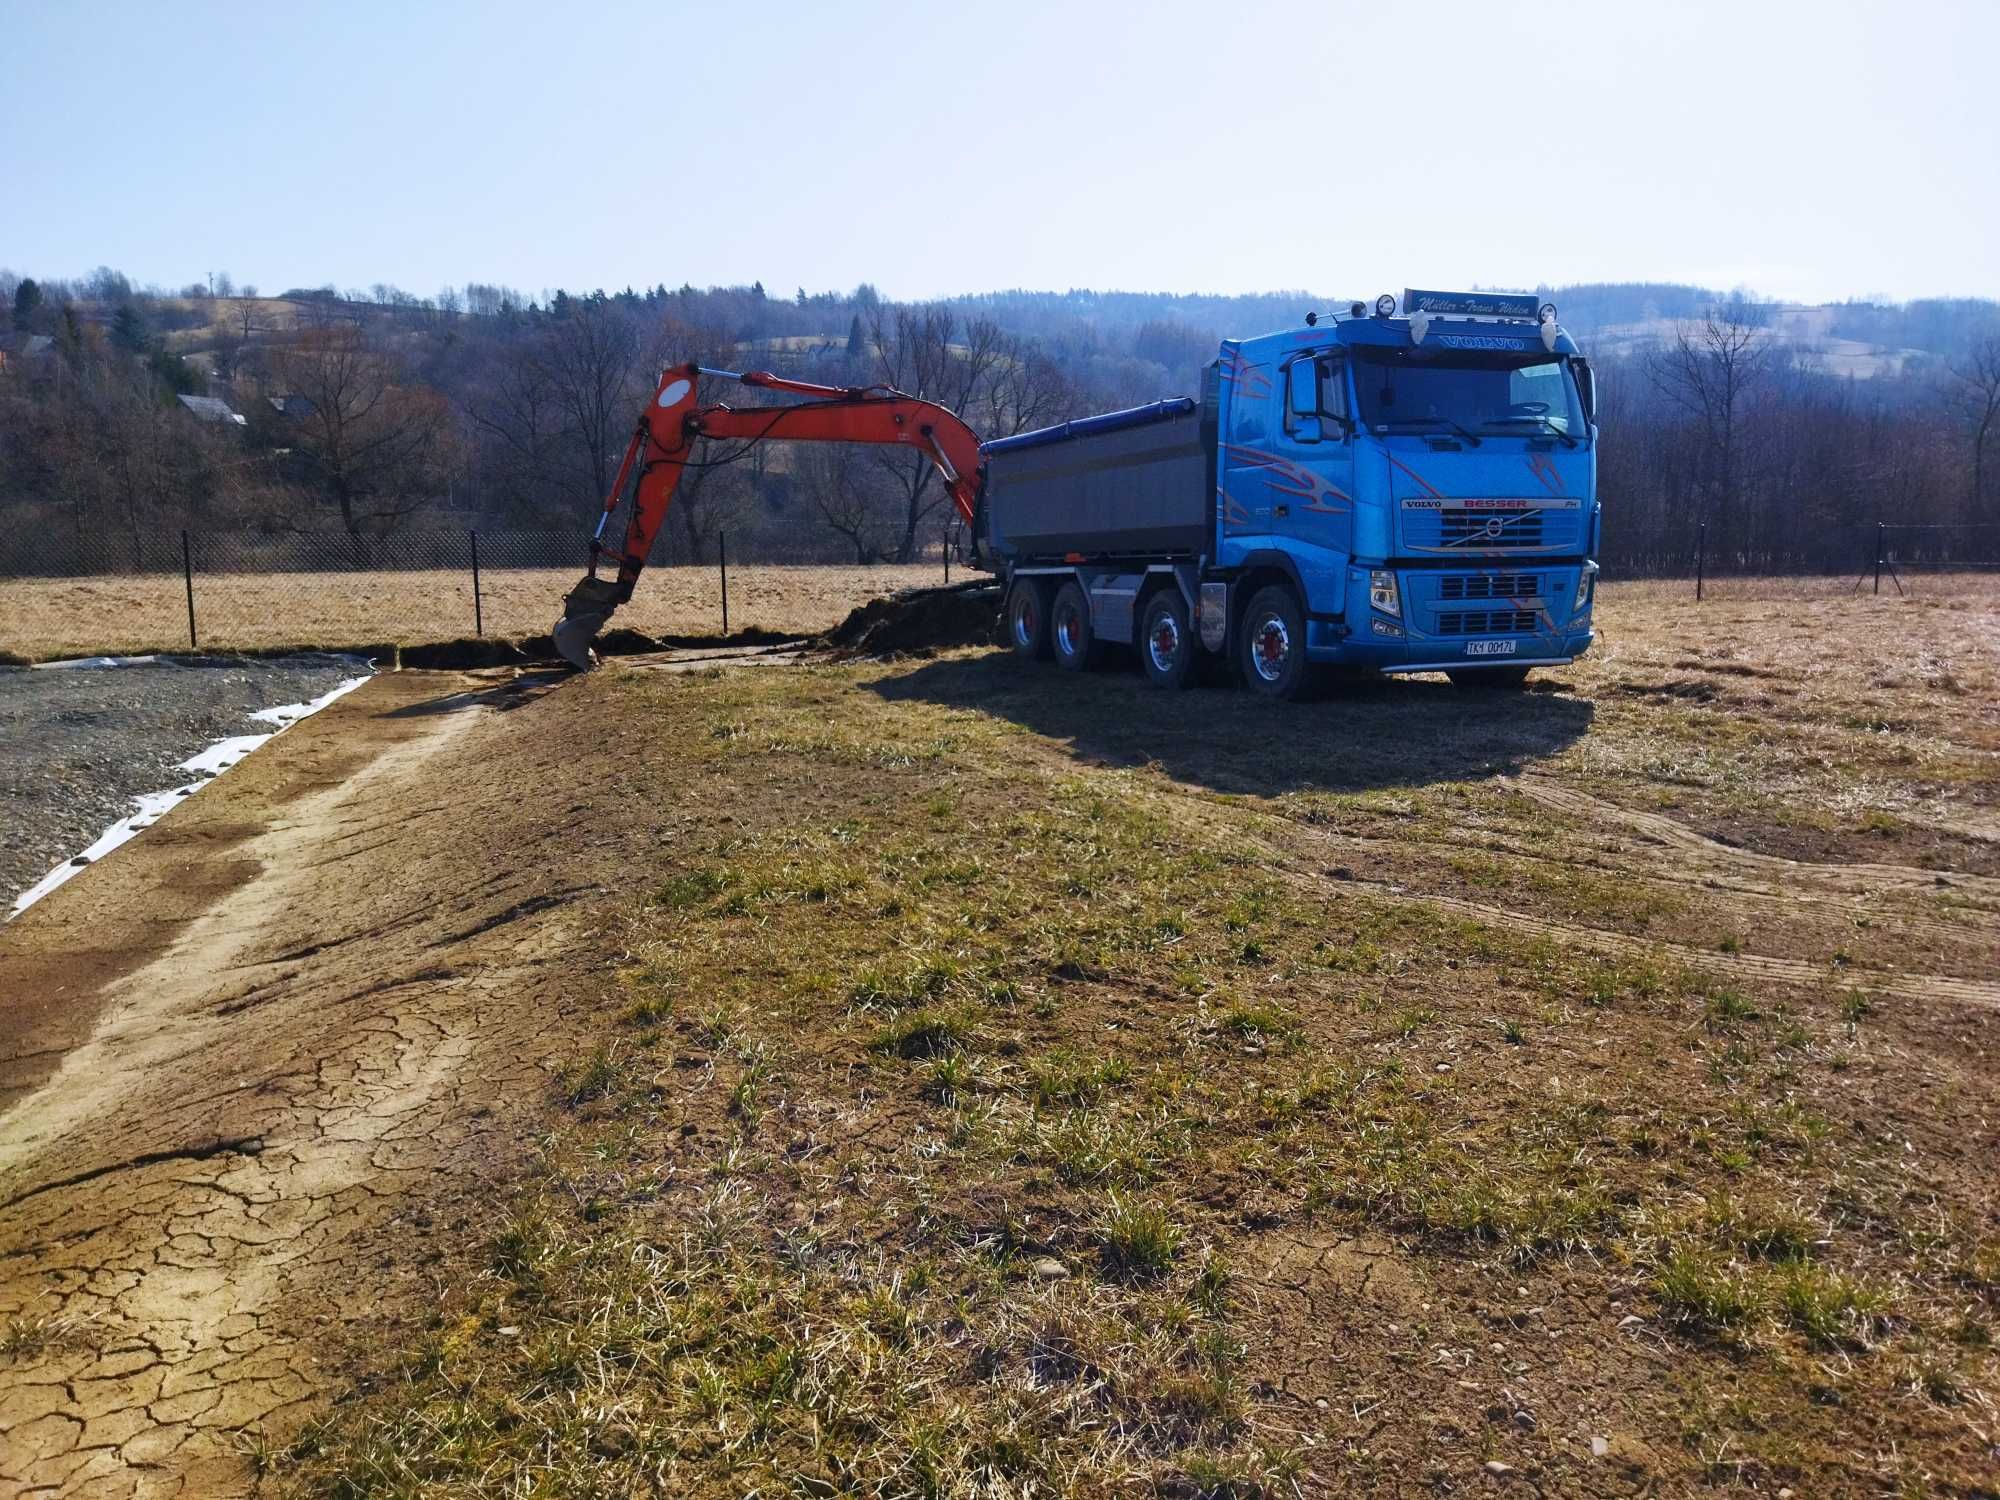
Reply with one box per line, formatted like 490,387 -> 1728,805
974,289 -> 1599,698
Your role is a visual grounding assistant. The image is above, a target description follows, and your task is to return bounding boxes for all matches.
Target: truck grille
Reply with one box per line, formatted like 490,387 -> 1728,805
1439,573 -> 1539,601
1442,511 -> 1543,548
1436,609 -> 1538,636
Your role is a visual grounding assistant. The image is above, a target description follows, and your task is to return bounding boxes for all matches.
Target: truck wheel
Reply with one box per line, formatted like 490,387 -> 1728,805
1006,579 -> 1052,660
1238,584 -> 1310,700
1445,667 -> 1531,690
1139,589 -> 1196,690
1050,580 -> 1104,672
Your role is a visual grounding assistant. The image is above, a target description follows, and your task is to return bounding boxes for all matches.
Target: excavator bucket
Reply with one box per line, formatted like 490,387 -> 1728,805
552,575 -> 622,671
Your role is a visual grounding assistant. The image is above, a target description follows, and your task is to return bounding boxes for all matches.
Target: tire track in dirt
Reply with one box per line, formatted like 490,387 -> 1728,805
0,670 -> 598,1497
1294,873 -> 2000,1011
1087,738 -> 1998,1012
1506,774 -> 2000,904
1277,820 -> 1991,954
1262,772 -> 1999,1011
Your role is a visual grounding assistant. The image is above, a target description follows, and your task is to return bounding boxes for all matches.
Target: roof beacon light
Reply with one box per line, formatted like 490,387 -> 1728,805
1349,301 -> 1367,319
1375,293 -> 1397,319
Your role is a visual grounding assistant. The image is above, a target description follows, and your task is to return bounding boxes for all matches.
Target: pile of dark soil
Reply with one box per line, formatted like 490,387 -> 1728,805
822,582 -> 1002,658
403,624 -> 803,670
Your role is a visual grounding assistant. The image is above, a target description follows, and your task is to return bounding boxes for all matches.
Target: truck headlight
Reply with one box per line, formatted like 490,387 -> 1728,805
1573,562 -> 1597,613
1369,569 -> 1401,618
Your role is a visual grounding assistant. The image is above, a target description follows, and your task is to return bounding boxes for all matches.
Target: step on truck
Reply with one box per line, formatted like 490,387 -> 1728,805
982,290 -> 1600,698
551,289 -> 1599,698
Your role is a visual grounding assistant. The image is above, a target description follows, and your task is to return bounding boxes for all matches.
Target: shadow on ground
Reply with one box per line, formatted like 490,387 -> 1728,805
870,650 -> 1594,797
378,670 -> 572,718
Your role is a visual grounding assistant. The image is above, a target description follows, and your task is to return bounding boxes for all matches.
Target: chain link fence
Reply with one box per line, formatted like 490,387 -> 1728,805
6,519 -> 1991,661
0,529 -> 956,662
1625,520 -> 2000,600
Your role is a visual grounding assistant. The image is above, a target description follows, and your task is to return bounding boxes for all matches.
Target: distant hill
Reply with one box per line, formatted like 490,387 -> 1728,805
941,283 -> 2000,381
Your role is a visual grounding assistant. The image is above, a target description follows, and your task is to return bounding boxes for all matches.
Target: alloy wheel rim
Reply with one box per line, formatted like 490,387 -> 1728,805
1252,614 -> 1290,682
1149,614 -> 1181,673
1014,598 -> 1036,646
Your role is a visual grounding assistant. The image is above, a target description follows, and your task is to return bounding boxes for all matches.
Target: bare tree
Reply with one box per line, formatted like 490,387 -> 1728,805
1950,333 -> 2000,519
462,341 -> 578,518
1647,301 -> 1775,560
979,336 -> 1076,439
867,305 -> 1005,562
534,295 -> 656,508
271,327 -> 453,535
799,443 -> 888,562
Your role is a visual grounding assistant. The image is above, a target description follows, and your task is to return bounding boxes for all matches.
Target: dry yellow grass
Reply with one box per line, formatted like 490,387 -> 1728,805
0,563 -> 949,660
1,565 -> 1990,663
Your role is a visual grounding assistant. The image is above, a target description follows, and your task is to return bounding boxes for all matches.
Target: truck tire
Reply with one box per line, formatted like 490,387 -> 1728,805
1446,667 -> 1531,690
1006,578 -> 1053,660
1050,579 -> 1104,672
1139,589 -> 1197,690
1238,584 -> 1311,700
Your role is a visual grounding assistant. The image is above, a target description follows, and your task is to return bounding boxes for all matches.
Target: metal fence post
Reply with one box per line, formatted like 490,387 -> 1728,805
181,530 -> 197,650
944,533 -> 951,585
470,529 -> 483,637
1695,522 -> 1705,601
719,529 -> 730,634
1874,522 -> 1884,596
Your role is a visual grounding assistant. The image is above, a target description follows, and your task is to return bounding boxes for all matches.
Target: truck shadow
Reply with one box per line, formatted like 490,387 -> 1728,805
869,651 -> 1594,797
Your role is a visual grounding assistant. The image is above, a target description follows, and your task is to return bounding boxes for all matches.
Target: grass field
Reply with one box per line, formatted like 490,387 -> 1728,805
271,579 -> 1999,1496
0,563 -> 949,660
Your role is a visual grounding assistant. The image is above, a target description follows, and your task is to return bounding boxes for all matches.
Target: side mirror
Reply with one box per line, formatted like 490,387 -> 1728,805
1574,357 -> 1597,423
1285,360 -> 1320,441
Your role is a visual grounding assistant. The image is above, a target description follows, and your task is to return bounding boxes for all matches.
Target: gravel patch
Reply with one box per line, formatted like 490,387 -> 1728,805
0,655 -> 371,905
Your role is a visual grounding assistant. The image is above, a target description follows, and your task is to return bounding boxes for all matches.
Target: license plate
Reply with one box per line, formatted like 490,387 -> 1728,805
1465,639 -> 1517,657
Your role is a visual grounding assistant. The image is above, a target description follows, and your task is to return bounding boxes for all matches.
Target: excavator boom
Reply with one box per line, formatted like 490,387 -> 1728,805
552,362 -> 983,669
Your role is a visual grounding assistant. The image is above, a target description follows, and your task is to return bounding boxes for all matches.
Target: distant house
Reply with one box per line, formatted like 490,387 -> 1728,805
175,394 -> 248,426
0,333 -> 55,373
267,394 -> 315,420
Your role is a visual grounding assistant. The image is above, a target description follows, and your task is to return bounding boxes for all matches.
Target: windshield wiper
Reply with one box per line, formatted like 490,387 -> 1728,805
1483,416 -> 1580,448
1382,416 -> 1482,447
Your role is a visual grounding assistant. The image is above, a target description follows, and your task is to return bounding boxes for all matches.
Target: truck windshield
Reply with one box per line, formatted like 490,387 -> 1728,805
1353,349 -> 1586,441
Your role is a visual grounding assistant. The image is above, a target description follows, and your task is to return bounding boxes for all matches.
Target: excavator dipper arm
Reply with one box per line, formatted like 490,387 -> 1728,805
553,363 -> 984,669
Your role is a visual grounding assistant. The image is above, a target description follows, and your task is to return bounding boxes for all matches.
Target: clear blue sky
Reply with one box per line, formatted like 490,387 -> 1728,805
4,0 -> 1995,305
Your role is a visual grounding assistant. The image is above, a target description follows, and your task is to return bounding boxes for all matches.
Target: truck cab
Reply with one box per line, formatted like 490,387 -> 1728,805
978,288 -> 1599,698
1210,290 -> 1598,688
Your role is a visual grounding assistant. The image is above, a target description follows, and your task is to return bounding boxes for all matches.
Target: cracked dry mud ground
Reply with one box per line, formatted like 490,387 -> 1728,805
0,668 -> 600,1497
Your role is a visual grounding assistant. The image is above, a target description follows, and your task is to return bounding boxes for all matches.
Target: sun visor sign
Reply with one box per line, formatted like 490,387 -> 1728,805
1431,332 -> 1535,351
1400,498 -> 1582,510
1403,289 -> 1542,319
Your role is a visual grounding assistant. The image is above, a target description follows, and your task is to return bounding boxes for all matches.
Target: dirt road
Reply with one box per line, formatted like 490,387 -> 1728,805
0,669 -> 598,1496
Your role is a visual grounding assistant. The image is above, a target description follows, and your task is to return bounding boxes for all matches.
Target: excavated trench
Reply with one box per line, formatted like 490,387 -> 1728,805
387,581 -> 1003,671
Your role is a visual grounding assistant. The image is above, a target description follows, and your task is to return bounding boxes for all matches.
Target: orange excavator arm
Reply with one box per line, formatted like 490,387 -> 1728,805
552,362 -> 984,668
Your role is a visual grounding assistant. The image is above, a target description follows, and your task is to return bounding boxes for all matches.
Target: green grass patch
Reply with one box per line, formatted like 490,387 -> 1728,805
1097,1194 -> 1182,1278
1655,1247 -> 1760,1329
869,1006 -> 974,1059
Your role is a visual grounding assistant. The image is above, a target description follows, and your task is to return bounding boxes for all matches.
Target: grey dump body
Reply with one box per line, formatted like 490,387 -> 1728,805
980,400 -> 1209,561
